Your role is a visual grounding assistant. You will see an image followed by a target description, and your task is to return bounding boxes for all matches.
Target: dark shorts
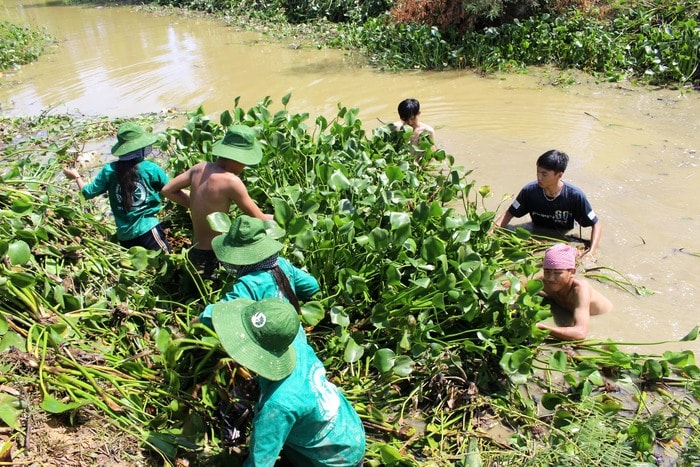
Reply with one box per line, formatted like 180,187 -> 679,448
120,224 -> 171,253
187,247 -> 220,279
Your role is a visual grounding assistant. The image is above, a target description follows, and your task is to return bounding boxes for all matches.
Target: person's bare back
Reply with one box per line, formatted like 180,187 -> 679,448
163,159 -> 272,250
161,125 -> 273,251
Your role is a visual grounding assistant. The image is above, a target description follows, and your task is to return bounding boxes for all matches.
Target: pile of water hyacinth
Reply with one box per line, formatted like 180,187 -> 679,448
1,95 -> 699,466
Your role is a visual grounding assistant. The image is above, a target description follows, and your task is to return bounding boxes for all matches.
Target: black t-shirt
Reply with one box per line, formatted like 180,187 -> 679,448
508,181 -> 598,230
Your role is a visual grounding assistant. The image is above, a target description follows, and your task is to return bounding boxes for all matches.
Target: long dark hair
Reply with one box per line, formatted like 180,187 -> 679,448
115,158 -> 141,211
271,266 -> 301,313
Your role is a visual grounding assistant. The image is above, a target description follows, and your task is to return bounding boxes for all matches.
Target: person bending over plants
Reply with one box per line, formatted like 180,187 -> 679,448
63,122 -> 171,252
536,243 -> 613,341
194,214 -> 319,329
161,125 -> 273,279
211,297 -> 366,466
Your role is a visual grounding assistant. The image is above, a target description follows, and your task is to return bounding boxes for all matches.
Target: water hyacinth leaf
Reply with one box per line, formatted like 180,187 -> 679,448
206,211 -> 231,234
281,92 -> 291,106
264,221 -> 286,240
662,350 -> 695,367
127,248 -> 150,271
343,336 -> 364,363
683,364 -> 700,378
389,212 -> 410,230
374,348 -> 396,373
392,355 -> 415,377
587,370 -> 604,386
330,306 -> 350,327
420,237 -> 445,261
379,443 -> 406,464
154,327 -> 172,354
40,394 -> 88,414
8,271 -> 35,288
369,228 -> 389,251
385,165 -> 404,183
271,198 -> 293,228
11,197 -> 33,215
328,170 -> 350,190
300,301 -> 325,326
219,110 -> 233,127
541,393 -> 568,410
0,329 -> 25,352
526,279 -> 543,295
0,394 -> 22,430
286,217 -> 310,237
0,315 -> 7,334
8,240 -> 31,265
627,422 -> 655,453
549,350 -> 568,371
146,433 -> 179,459
680,325 -> 698,341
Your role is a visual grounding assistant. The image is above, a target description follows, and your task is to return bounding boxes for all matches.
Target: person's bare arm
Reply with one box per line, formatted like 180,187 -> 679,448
161,170 -> 192,208
582,221 -> 603,257
495,211 -> 514,229
228,176 -> 273,221
63,168 -> 86,190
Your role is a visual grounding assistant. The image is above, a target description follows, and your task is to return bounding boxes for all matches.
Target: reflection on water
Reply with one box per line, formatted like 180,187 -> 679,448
1,0 -> 699,353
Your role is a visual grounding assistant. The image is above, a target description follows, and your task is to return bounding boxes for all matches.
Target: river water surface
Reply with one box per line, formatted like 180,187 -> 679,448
1,1 -> 699,354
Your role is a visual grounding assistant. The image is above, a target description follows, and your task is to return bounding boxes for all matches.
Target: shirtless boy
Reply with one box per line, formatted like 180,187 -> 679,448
393,98 -> 436,151
161,125 -> 273,277
495,149 -> 602,257
535,243 -> 613,341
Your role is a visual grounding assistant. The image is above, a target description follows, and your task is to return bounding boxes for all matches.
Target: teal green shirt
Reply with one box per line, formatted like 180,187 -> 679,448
199,257 -> 319,329
244,328 -> 365,467
81,160 -> 168,241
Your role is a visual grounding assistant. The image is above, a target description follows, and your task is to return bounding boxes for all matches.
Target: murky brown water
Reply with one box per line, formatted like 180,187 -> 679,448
2,0 -> 699,354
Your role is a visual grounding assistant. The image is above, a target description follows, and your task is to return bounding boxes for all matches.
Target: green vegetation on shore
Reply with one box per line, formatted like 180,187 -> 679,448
1,102 -> 699,465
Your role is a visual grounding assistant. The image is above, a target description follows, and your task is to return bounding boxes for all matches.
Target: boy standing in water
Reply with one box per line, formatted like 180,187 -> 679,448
393,98 -> 436,152
535,243 -> 613,341
495,149 -> 602,257
161,125 -> 273,278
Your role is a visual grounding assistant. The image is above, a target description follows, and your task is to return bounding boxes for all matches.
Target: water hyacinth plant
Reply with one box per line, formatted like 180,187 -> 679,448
1,98 -> 699,465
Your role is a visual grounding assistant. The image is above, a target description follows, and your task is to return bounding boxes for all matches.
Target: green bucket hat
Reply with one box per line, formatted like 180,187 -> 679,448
111,122 -> 159,158
212,125 -> 263,165
212,297 -> 299,381
212,215 -> 283,266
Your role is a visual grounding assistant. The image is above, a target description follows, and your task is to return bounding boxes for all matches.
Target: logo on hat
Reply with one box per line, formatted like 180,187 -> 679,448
251,312 -> 267,328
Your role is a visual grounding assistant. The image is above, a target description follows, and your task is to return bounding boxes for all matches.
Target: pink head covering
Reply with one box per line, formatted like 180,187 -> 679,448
543,243 -> 577,270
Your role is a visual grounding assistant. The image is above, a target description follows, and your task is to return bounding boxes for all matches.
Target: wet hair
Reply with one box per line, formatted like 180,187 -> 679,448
398,98 -> 421,122
115,157 -> 142,211
536,149 -> 569,173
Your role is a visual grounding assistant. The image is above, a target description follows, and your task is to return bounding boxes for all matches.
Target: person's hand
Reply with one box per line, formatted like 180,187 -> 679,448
63,168 -> 80,180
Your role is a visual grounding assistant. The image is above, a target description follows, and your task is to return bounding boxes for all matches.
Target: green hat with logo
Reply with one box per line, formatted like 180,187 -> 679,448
212,297 -> 299,381
212,215 -> 282,266
111,122 -> 159,158
212,125 -> 263,165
